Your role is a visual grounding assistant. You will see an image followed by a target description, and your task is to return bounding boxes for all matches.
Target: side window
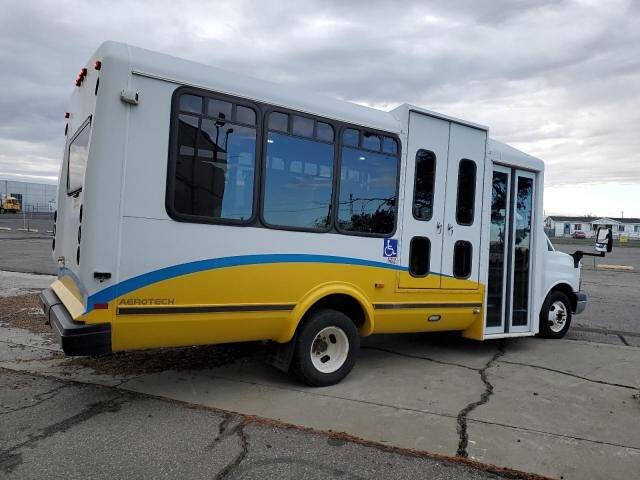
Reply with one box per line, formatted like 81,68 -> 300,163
170,92 -> 257,222
409,237 -> 430,277
453,240 -> 472,278
67,119 -> 91,195
456,159 -> 477,225
262,112 -> 335,230
413,150 -> 436,221
337,130 -> 400,235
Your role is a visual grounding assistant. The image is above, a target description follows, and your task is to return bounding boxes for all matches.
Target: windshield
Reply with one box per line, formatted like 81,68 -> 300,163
545,233 -> 555,251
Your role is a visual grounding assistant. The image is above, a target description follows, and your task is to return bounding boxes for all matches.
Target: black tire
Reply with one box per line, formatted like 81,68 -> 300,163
539,291 -> 572,339
290,308 -> 360,387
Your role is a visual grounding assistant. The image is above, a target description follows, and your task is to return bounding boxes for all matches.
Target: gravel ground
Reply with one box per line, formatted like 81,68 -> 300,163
68,342 -> 264,376
0,294 -> 50,334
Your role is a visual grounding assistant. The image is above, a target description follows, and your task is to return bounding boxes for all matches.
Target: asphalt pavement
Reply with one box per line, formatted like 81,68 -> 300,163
1,232 -> 640,478
0,368 -> 511,480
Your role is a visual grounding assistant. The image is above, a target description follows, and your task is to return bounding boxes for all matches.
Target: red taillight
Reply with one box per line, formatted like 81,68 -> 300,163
94,303 -> 108,310
64,112 -> 70,118
94,60 -> 101,70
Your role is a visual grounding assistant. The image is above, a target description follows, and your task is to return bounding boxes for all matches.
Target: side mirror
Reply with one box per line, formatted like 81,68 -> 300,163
595,227 -> 613,253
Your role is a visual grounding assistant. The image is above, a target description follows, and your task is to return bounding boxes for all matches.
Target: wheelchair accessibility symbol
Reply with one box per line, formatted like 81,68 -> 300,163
383,239 -> 398,258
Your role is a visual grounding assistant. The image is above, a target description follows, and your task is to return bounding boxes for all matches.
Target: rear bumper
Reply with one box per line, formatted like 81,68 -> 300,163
574,291 -> 587,315
39,288 -> 111,356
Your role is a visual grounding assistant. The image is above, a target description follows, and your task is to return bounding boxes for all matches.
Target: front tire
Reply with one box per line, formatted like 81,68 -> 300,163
539,291 -> 572,339
291,309 -> 359,387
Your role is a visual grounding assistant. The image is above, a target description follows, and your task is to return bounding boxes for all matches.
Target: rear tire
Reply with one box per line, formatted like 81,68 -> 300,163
539,291 -> 572,339
290,308 -> 359,387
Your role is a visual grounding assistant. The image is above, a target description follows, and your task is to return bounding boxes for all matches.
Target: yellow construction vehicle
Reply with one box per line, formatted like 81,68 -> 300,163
0,195 -> 21,214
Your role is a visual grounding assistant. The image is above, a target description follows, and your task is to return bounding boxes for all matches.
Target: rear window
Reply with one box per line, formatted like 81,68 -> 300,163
67,119 -> 91,195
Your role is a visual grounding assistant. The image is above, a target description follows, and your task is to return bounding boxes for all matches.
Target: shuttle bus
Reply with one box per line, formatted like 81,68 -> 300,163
41,42 -> 609,386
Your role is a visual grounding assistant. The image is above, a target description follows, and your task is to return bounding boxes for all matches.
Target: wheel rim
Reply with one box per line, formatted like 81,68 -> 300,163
310,326 -> 349,374
548,300 -> 568,333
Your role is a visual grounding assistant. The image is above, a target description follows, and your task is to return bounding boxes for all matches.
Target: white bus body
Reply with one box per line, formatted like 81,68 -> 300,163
41,42 -> 588,385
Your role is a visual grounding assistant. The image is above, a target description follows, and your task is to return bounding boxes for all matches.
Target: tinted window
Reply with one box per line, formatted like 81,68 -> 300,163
263,131 -> 334,229
172,99 -> 257,221
337,146 -> 398,235
456,159 -> 477,225
453,240 -> 472,278
180,94 -> 202,113
316,122 -> 334,143
67,120 -> 91,194
409,237 -> 430,277
382,137 -> 398,154
362,132 -> 381,151
413,150 -> 436,221
269,112 -> 288,132
292,115 -> 314,138
236,105 -> 256,125
512,176 -> 534,326
207,98 -> 232,120
343,129 -> 359,147
487,171 -> 508,327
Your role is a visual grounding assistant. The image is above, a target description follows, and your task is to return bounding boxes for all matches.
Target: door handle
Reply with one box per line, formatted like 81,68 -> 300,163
447,223 -> 454,235
436,222 -> 442,234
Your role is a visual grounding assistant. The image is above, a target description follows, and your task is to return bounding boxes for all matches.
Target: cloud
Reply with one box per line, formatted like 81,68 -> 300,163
0,0 -> 639,213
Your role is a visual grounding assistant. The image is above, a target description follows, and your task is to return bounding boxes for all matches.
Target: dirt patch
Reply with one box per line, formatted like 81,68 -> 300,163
1,294 -> 264,376
0,293 -> 50,334
67,342 -> 264,377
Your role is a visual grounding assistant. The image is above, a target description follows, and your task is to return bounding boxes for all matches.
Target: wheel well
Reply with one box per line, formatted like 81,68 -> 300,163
549,283 -> 577,312
303,294 -> 366,329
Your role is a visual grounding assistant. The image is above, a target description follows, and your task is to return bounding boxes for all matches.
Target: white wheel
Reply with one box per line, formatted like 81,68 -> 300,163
310,326 -> 349,373
548,300 -> 568,333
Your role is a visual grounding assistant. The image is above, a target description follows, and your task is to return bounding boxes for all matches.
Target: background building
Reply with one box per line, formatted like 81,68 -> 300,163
0,179 -> 57,213
544,216 -> 640,239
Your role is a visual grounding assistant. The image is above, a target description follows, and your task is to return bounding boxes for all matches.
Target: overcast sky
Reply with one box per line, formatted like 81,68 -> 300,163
1,0 -> 639,216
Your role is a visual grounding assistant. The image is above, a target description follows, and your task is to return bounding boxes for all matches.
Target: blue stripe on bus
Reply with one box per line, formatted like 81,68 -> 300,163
86,254 -> 407,312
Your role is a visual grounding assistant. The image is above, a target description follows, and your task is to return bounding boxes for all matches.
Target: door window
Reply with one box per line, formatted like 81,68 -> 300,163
453,240 -> 472,278
512,176 -> 534,326
455,159 -> 476,225
413,150 -> 436,221
409,237 -> 430,277
487,171 -> 509,327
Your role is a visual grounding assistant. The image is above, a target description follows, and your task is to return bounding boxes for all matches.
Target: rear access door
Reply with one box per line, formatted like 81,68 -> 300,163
399,111 -> 486,290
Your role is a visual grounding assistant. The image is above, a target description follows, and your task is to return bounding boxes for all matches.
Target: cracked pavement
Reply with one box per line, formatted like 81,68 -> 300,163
1,369 -> 515,480
1,244 -> 640,479
2,323 -> 639,480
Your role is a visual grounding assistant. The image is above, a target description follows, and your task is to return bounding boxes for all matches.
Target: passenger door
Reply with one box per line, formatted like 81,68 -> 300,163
440,123 -> 486,290
398,112 -> 449,288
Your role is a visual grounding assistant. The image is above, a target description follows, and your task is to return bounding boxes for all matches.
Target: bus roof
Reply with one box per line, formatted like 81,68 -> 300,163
487,139 -> 544,172
96,41 -> 402,134
91,41 -> 543,170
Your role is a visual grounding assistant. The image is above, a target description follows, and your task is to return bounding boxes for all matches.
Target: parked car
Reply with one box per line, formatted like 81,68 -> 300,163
572,231 -> 586,239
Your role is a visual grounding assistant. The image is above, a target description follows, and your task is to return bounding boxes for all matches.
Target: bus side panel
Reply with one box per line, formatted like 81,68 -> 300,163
108,74 -> 485,351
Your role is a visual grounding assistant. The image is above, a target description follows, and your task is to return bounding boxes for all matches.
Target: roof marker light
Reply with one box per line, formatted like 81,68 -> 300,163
94,60 -> 101,70
64,112 -> 70,118
75,67 -> 88,87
